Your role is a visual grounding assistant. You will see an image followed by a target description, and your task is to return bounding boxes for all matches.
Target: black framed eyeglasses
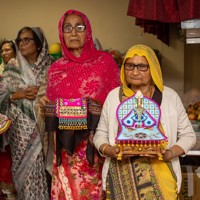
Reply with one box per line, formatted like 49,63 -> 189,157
63,24 -> 86,33
16,37 -> 34,45
124,63 -> 149,71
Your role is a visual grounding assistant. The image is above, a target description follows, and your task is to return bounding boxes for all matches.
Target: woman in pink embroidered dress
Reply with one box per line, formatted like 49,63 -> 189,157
42,10 -> 120,200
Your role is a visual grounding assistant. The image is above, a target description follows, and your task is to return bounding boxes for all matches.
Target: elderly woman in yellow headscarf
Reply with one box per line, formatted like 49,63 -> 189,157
93,44 -> 196,199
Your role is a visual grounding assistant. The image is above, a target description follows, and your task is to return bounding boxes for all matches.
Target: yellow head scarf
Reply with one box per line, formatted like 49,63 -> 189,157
120,44 -> 164,97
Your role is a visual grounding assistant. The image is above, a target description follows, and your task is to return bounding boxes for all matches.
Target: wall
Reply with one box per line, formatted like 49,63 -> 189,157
0,0 -> 186,95
184,44 -> 200,92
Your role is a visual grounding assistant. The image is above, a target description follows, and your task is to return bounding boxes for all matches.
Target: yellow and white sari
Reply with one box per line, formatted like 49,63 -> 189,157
106,44 -> 178,200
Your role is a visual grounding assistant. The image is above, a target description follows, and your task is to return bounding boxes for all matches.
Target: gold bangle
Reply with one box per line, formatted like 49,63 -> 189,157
101,144 -> 110,156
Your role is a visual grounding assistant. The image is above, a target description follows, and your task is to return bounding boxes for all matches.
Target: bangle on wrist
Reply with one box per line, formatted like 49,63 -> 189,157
101,144 -> 110,156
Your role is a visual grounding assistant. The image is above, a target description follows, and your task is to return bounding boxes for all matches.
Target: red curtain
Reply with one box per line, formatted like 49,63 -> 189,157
127,0 -> 200,45
135,19 -> 170,45
178,0 -> 200,21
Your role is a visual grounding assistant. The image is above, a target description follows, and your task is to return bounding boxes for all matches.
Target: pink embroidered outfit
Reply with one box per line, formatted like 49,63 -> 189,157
46,10 -> 120,200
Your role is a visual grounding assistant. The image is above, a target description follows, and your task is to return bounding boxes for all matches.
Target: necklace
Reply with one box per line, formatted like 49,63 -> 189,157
149,85 -> 154,98
141,85 -> 154,98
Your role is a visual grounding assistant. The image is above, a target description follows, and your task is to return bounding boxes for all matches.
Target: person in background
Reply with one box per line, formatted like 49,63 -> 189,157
0,26 -> 54,200
0,40 -> 17,200
0,40 -> 18,77
93,44 -> 196,199
39,9 -> 120,200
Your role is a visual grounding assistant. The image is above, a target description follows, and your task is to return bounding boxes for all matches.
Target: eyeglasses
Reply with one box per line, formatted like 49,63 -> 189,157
63,24 -> 86,33
16,37 -> 34,45
124,63 -> 149,71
